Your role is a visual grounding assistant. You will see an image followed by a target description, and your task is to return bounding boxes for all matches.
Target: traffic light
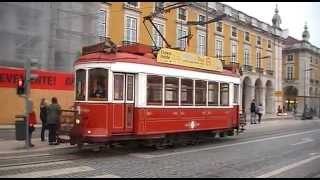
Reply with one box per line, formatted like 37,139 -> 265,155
17,79 -> 25,95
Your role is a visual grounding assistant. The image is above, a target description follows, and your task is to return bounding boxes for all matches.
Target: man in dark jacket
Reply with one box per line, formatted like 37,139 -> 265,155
47,97 -> 61,145
40,98 -> 48,142
250,99 -> 257,124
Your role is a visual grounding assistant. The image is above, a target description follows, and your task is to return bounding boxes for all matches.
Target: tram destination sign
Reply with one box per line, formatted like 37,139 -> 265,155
157,48 -> 223,72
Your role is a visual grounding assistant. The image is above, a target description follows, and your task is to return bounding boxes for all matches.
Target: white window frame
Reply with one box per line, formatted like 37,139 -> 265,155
287,54 -> 293,62
153,22 -> 165,48
215,38 -> 223,59
287,65 -> 293,80
124,15 -> 138,43
231,26 -> 237,38
154,2 -> 165,12
198,14 -> 206,28
216,21 -> 223,33
126,74 -> 135,103
96,9 -> 106,39
231,41 -> 237,63
113,73 -> 126,103
176,7 -> 188,22
197,32 -> 206,56
244,47 -> 250,65
256,35 -> 261,46
267,52 -> 272,70
256,49 -> 261,68
176,25 -> 188,50
125,2 -> 139,8
244,31 -> 250,42
267,39 -> 272,49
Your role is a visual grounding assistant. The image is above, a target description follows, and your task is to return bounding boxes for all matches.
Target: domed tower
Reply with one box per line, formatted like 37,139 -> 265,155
272,4 -> 281,28
302,22 -> 310,42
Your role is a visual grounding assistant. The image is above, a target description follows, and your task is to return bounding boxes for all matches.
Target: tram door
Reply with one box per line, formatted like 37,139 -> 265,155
112,73 -> 135,133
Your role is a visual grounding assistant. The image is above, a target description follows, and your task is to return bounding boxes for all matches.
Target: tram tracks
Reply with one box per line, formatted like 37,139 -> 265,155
0,153 -> 80,170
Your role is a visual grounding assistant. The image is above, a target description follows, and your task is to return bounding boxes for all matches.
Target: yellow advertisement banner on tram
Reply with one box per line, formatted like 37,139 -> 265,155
157,48 -> 223,72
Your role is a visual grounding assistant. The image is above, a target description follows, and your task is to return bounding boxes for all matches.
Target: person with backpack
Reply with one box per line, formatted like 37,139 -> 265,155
257,103 -> 264,124
40,98 -> 48,142
250,99 -> 257,124
47,97 -> 61,145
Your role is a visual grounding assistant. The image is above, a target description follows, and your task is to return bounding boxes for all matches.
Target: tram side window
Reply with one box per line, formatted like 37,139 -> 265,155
88,68 -> 108,101
233,84 -> 239,104
181,79 -> 194,106
208,81 -> 219,106
147,75 -> 163,105
220,83 -> 229,106
114,74 -> 124,100
195,80 -> 207,106
165,77 -> 179,106
76,69 -> 86,101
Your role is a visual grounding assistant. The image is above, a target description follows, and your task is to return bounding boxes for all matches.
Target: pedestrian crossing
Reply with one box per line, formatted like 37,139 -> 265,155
0,159 -> 121,178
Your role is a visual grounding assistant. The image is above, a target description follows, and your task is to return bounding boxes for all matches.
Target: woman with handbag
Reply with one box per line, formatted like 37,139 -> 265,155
28,104 -> 37,147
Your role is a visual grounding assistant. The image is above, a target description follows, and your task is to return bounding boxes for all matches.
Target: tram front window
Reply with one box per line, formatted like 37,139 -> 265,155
88,68 -> 108,101
76,69 -> 86,101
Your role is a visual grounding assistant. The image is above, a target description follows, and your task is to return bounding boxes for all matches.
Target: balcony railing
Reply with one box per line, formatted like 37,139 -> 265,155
255,67 -> 264,73
122,41 -> 138,46
266,70 -> 274,76
240,65 -> 253,72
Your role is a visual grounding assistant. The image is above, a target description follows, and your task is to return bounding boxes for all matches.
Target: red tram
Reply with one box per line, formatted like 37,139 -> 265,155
68,41 -> 241,148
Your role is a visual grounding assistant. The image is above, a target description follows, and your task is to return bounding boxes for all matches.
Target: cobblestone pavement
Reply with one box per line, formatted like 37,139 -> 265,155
1,119 -> 320,178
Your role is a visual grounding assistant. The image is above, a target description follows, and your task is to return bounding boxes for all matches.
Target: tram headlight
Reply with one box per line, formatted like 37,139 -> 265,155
75,119 -> 80,125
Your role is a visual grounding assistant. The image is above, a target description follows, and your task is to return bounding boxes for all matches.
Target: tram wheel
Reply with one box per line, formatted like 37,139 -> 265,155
219,132 -> 225,138
77,143 -> 84,150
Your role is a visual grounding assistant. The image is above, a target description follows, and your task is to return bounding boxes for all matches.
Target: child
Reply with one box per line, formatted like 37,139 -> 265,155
28,106 -> 37,147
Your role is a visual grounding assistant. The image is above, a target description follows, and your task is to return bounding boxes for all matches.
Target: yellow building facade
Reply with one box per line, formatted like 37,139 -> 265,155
101,2 -> 287,115
282,24 -> 320,116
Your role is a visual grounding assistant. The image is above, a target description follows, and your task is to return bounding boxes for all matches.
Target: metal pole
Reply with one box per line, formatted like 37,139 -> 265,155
24,58 -> 31,149
205,2 -> 208,56
304,61 -> 306,116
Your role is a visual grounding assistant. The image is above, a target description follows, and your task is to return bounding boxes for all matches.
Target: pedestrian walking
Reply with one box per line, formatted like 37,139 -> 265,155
28,101 -> 37,147
40,98 -> 48,142
250,99 -> 257,124
47,97 -> 61,145
257,104 -> 263,124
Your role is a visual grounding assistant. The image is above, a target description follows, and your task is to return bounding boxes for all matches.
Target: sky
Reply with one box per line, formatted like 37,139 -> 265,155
220,2 -> 320,47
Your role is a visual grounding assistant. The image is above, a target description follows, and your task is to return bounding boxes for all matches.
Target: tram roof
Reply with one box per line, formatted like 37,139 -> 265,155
75,52 -> 239,78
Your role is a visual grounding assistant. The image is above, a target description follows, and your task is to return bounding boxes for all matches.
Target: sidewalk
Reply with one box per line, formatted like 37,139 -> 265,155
0,138 -> 74,155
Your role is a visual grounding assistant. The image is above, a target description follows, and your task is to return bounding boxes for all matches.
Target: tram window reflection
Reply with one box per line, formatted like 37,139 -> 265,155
76,69 -> 86,101
88,68 -> 108,101
195,80 -> 207,106
165,77 -> 179,106
127,75 -> 134,101
147,75 -> 163,105
233,84 -> 239,104
208,81 -> 219,106
220,83 -> 229,106
114,74 -> 124,100
181,79 -> 194,106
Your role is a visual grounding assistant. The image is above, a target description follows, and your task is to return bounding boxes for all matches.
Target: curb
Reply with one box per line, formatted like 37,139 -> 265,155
0,124 -> 42,130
